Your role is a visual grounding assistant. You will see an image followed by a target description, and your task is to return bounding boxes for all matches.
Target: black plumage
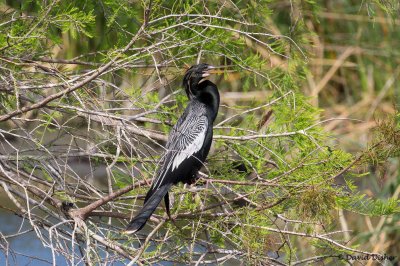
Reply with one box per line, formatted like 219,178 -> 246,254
125,64 -> 220,233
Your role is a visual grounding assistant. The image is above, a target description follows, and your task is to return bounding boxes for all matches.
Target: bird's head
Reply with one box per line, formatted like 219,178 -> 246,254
183,63 -> 217,98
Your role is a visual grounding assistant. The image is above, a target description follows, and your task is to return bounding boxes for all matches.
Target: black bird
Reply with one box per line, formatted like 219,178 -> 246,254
125,63 -> 220,233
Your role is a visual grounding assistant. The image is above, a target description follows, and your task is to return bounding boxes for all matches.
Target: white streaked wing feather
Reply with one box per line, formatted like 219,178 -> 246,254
152,102 -> 208,189
171,121 -> 207,170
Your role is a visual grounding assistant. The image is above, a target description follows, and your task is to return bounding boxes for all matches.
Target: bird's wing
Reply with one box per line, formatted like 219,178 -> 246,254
151,102 -> 208,190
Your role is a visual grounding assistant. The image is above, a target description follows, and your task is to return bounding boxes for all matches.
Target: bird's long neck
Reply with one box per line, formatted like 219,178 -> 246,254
195,81 -> 220,122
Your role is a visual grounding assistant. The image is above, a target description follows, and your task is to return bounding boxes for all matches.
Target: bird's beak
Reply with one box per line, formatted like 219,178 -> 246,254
202,65 -> 225,77
201,66 -> 215,77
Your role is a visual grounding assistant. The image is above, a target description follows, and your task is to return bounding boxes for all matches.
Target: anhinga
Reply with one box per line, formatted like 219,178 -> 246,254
126,63 -> 220,233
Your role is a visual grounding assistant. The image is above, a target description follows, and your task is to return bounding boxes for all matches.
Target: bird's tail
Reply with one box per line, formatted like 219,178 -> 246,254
125,183 -> 172,234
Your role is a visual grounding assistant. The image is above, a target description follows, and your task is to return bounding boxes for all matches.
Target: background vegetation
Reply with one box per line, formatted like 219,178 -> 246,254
0,0 -> 399,265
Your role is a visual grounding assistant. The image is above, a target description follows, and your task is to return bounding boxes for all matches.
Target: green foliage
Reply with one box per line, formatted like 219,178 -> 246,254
337,193 -> 399,216
364,0 -> 400,18
56,7 -> 95,39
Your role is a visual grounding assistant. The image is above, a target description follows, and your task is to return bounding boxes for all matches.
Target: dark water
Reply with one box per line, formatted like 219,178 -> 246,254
0,208 -> 66,265
0,207 -> 208,265
0,207 -> 133,265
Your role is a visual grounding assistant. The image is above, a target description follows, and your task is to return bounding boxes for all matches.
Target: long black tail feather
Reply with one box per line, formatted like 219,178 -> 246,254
125,183 -> 172,234
164,192 -> 171,219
